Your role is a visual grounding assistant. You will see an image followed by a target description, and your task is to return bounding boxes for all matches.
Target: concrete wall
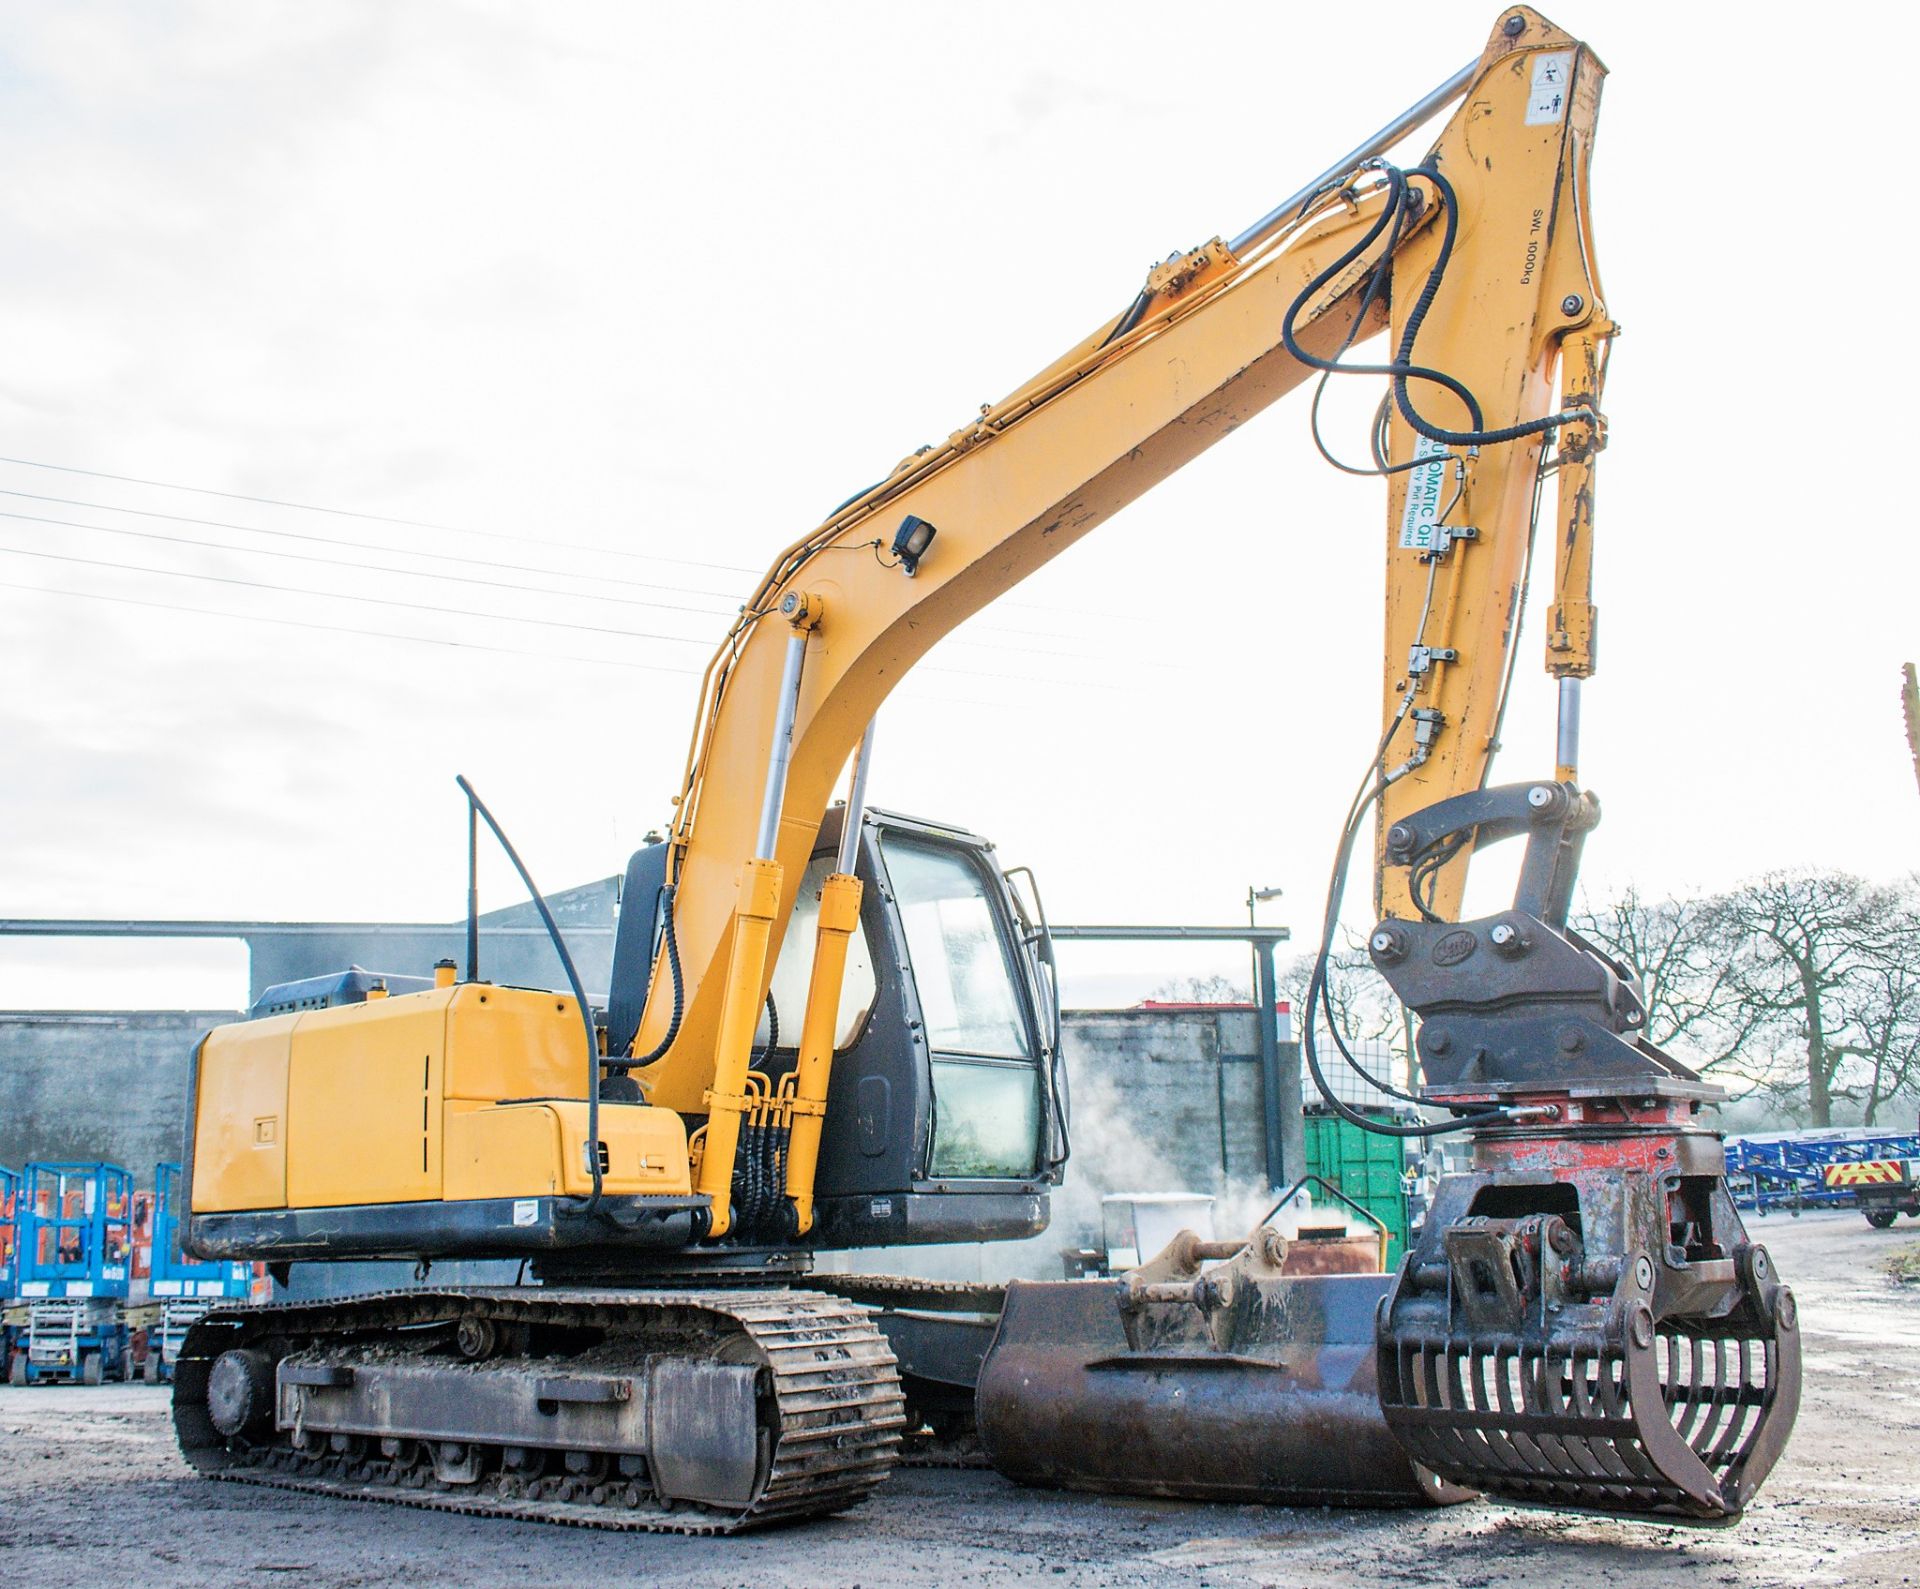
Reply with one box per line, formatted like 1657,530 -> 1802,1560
1036,1008 -> 1304,1257
241,878 -> 619,1004
1059,1008 -> 1294,1194
0,1009 -> 233,1179
0,1001 -> 1302,1219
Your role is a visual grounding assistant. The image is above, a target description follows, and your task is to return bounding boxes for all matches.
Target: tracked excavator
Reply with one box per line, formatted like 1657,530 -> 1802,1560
173,7 -> 1799,1533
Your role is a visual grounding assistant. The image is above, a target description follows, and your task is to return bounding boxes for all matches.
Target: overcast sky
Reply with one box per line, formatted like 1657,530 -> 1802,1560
1,2 -> 1913,1010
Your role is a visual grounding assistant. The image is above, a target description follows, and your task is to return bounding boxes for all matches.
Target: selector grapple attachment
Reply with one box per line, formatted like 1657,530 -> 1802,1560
1376,1110 -> 1801,1519
1366,781 -> 1802,1521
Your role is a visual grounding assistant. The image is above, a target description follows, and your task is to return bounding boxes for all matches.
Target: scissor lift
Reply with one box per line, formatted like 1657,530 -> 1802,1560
1,1165 -> 20,1383
11,1162 -> 133,1385
1726,1131 -> 1920,1222
133,1162 -> 255,1382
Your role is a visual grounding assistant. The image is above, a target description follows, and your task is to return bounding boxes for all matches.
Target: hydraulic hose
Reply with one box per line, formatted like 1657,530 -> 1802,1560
1279,160 -> 1600,459
627,883 -> 684,1067
456,775 -> 607,1215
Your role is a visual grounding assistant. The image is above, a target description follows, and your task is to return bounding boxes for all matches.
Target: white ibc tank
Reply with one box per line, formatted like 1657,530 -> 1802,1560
1100,1192 -> 1215,1270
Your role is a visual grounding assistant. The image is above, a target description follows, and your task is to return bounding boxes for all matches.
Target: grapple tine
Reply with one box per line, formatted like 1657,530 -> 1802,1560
1692,1335 -> 1732,1454
1671,1336 -> 1705,1444
1493,1344 -> 1554,1478
1527,1350 -> 1578,1479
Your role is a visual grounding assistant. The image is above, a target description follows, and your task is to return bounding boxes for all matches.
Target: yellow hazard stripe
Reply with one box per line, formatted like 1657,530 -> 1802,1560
1823,1160 -> 1906,1187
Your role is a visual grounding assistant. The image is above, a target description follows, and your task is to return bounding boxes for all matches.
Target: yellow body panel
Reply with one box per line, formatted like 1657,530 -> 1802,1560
191,1013 -> 296,1213
191,985 -> 688,1214
287,996 -> 445,1207
444,1100 -> 690,1201
442,983 -> 587,1102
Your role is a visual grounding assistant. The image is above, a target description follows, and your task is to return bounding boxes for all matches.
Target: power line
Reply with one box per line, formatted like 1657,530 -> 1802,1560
0,543 -> 718,646
0,455 -> 1126,629
0,452 -> 758,576
0,487 -> 745,601
0,577 -> 701,675
0,506 -> 738,620
0,494 -> 1128,662
0,575 -> 1121,695
0,505 -> 1131,667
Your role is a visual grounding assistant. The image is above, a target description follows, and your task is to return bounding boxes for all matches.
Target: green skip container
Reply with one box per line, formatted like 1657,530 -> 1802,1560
1301,1110 -> 1412,1268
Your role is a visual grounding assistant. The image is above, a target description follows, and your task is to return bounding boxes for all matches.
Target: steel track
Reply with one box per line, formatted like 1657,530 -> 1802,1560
173,1285 -> 906,1535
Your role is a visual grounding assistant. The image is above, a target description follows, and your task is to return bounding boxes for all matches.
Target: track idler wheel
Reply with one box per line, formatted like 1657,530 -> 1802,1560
1378,1186 -> 1801,1521
206,1348 -> 277,1440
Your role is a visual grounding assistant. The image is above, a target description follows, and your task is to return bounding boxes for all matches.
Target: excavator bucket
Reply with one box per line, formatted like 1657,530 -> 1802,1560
976,1229 -> 1469,1507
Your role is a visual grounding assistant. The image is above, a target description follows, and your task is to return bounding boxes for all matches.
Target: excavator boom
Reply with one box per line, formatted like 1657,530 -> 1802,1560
633,9 -> 1611,1101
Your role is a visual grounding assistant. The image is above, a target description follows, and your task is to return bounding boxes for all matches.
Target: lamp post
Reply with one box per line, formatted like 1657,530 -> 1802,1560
1246,884 -> 1283,936
1246,884 -> 1282,1000
1247,885 -> 1287,1189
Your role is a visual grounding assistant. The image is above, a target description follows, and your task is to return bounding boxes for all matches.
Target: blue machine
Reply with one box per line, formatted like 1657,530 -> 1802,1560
11,1162 -> 134,1385
0,1165 -> 18,1291
140,1162 -> 253,1382
1726,1130 -> 1920,1217
1,1165 -> 19,1383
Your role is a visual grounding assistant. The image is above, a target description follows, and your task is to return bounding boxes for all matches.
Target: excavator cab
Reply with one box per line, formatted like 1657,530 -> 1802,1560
605,804 -> 1064,1256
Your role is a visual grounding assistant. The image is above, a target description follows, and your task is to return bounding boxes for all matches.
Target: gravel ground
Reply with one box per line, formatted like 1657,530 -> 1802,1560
3,1209 -> 1917,1588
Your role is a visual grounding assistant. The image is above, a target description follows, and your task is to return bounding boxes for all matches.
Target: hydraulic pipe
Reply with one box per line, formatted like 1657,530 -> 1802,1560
786,720 -> 876,1235
699,626 -> 812,1238
1547,324 -> 1605,786
1556,677 -> 1582,784
1227,61 -> 1475,257
456,775 -> 603,1214
835,719 -> 876,878
755,632 -> 808,861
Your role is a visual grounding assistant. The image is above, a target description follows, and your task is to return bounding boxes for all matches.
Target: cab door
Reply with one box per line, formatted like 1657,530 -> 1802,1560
796,808 -> 1059,1247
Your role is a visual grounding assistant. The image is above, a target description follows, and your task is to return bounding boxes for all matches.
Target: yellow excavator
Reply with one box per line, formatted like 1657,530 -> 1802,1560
173,8 -> 1799,1531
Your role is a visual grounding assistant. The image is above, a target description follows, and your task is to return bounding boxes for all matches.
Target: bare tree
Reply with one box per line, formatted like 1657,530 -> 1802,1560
1148,973 -> 1252,1003
1267,874 -> 1920,1129
1706,871 -> 1918,1127
1570,885 -> 1758,1072
1283,934 -> 1412,1083
1829,907 -> 1920,1125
